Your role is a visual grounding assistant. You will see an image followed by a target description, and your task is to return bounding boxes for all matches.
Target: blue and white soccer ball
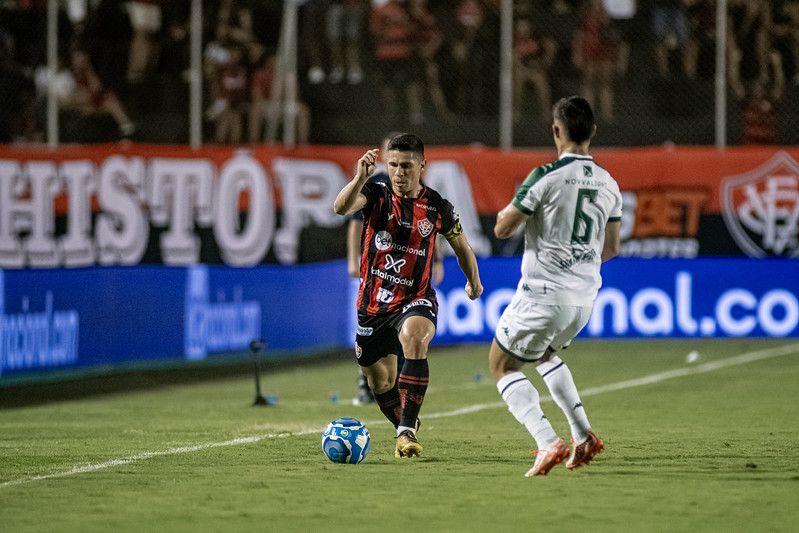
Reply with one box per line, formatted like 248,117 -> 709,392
322,417 -> 371,464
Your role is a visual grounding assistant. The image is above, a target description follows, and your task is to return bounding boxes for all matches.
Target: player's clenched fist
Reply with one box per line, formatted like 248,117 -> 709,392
357,149 -> 379,179
465,281 -> 483,300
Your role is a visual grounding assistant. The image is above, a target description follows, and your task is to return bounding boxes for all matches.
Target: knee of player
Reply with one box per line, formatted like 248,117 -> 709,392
488,356 -> 511,381
488,341 -> 521,380
371,377 -> 395,394
399,320 -> 434,348
399,332 -> 430,355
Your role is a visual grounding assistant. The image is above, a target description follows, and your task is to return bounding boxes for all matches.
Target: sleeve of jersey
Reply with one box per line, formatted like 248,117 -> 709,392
608,183 -> 623,223
511,167 -> 547,216
358,181 -> 382,218
440,200 -> 464,243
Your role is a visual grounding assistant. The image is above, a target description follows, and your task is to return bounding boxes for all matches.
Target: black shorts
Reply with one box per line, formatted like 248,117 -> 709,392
355,298 -> 437,367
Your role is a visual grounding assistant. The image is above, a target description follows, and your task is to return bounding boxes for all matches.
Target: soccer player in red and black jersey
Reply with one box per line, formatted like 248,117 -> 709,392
334,133 -> 483,458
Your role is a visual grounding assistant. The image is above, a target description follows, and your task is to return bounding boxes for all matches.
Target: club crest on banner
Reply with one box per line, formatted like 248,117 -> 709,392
720,151 -> 799,258
418,218 -> 433,237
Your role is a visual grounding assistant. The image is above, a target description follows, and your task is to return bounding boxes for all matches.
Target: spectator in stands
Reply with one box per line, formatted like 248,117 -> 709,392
219,0 -> 263,63
602,0 -> 635,76
652,0 -> 697,80
214,44 -> 248,144
449,0 -> 486,115
0,29 -> 36,143
82,0 -> 132,92
742,51 -> 785,145
686,0 -> 717,80
326,0 -> 366,84
248,50 -> 310,145
157,2 -> 190,78
369,0 -> 423,123
204,19 -> 233,122
55,47 -> 136,138
301,0 -> 330,84
408,0 -> 451,119
727,0 -> 771,101
572,0 -> 618,123
203,2 -> 262,127
126,0 -> 161,81
512,17 -> 556,124
771,0 -> 799,85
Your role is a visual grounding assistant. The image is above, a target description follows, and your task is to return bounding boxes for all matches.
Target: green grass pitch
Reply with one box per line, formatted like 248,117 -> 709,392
1,339 -> 798,532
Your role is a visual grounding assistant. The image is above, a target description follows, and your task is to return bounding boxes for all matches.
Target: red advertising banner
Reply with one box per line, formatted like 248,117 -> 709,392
1,143 -> 797,267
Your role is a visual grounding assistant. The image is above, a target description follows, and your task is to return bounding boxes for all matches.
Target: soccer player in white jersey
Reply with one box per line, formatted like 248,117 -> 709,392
489,96 -> 622,477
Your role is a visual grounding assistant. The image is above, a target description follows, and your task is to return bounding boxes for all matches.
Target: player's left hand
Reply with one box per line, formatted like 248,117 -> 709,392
465,281 -> 483,300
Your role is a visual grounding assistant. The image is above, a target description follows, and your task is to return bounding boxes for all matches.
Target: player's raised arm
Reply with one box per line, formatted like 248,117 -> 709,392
334,149 -> 378,215
494,202 -> 529,239
446,232 -> 483,300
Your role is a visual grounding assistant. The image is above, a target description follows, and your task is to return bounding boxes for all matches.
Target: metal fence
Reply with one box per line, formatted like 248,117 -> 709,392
0,0 -> 795,148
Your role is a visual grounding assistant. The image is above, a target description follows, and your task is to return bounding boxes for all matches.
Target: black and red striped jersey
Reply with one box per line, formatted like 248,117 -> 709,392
357,181 -> 462,316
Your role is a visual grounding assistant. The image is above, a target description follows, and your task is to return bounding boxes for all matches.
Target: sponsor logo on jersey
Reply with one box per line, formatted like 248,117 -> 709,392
415,203 -> 437,211
418,218 -> 434,237
385,255 -> 407,273
392,243 -> 426,256
357,325 -> 374,336
376,287 -> 394,303
402,298 -> 432,313
721,151 -> 799,258
375,230 -> 392,251
583,166 -> 593,177
553,248 -> 597,270
370,266 -> 413,286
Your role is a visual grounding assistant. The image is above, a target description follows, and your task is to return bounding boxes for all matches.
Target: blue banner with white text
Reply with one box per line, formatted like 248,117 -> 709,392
2,258 -> 798,383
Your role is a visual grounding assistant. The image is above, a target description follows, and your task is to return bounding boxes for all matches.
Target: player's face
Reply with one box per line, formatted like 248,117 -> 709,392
386,150 -> 426,197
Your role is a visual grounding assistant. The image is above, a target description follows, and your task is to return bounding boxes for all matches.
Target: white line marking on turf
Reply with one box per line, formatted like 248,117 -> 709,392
2,342 -> 797,489
419,341 -> 799,420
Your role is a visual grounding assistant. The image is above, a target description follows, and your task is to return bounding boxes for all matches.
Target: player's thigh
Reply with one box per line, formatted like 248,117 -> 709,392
356,314 -> 403,367
494,295 -> 573,362
394,300 -> 437,358
549,306 -> 592,352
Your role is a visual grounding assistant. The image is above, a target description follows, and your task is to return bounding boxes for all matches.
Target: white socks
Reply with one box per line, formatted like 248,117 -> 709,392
497,371 -> 559,450
536,356 -> 590,444
396,425 -> 415,437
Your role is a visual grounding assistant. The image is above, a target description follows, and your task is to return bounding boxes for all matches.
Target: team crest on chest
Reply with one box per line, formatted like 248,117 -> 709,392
417,218 -> 434,237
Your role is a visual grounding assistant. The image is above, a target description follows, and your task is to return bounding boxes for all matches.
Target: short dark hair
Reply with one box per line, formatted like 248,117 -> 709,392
552,96 -> 595,144
387,133 -> 425,158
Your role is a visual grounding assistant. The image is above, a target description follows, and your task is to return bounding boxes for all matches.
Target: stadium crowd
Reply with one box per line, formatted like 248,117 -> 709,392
0,0 -> 797,146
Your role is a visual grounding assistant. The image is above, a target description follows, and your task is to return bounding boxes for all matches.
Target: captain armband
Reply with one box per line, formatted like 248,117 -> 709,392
443,222 -> 464,243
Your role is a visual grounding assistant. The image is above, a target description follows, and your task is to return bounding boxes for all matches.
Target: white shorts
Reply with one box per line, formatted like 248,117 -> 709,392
494,293 -> 592,362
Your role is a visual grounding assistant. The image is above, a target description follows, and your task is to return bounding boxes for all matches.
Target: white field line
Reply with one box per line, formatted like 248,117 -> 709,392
2,342 -> 797,489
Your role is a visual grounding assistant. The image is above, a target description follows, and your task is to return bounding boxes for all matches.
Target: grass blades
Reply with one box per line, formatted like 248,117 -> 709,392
1,339 -> 798,532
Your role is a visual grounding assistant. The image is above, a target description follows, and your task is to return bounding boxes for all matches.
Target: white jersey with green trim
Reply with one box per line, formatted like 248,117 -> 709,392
511,152 -> 622,306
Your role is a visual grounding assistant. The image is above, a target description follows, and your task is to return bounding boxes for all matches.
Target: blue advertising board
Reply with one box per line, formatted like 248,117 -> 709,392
425,257 -> 799,344
2,258 -> 798,383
